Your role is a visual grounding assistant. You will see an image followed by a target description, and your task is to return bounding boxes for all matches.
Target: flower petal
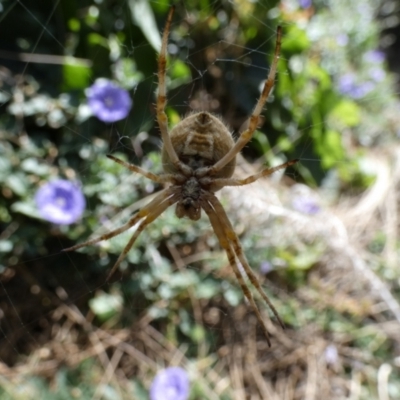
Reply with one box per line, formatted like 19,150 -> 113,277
150,367 -> 190,400
87,79 -> 132,123
35,179 -> 85,225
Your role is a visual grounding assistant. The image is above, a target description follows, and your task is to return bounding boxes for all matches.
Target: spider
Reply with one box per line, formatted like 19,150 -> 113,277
64,7 -> 298,345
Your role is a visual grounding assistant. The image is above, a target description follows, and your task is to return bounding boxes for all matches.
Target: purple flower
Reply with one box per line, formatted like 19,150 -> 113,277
338,73 -> 356,94
299,0 -> 312,8
354,81 -> 375,97
324,344 -> 338,365
150,367 -> 190,400
364,50 -> 385,64
260,261 -> 273,274
337,74 -> 375,99
292,196 -> 320,215
86,79 -> 132,123
369,67 -> 385,82
336,34 -> 349,47
35,179 -> 85,225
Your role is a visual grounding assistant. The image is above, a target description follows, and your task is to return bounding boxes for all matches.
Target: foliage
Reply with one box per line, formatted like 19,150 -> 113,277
1,0 -> 400,399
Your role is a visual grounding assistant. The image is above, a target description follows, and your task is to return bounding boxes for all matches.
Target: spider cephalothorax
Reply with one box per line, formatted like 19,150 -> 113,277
64,7 -> 297,345
164,111 -> 236,221
175,176 -> 202,220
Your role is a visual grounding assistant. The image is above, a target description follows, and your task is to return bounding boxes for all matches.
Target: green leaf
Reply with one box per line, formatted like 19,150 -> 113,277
224,286 -> 241,306
129,0 -> 161,52
113,58 -> 144,89
87,33 -> 108,47
281,25 -> 310,53
194,279 -> 219,299
158,282 -> 174,299
321,130 -> 345,168
68,18 -> 80,32
0,157 -> 11,181
191,324 -> 206,343
169,59 -> 192,90
21,158 -> 51,176
89,292 -> 123,322
170,59 -> 191,80
11,201 -> 40,218
168,271 -> 198,289
329,100 -> 361,127
131,379 -> 149,400
290,250 -> 320,270
62,57 -> 92,90
0,240 -> 13,252
6,174 -> 28,196
179,309 -> 192,336
307,61 -> 331,91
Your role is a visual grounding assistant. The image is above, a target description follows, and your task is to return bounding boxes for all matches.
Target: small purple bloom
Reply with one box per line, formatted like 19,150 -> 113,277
260,261 -> 273,275
337,74 -> 375,99
35,179 -> 85,225
369,67 -> 385,82
338,73 -> 357,95
299,0 -> 312,8
150,367 -> 190,400
292,196 -> 320,215
364,50 -> 385,64
336,33 -> 349,47
355,81 -> 375,97
324,344 -> 338,365
86,79 -> 132,123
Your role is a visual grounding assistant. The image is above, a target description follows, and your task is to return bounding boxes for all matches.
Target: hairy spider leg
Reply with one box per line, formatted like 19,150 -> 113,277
156,6 -> 191,176
202,198 -> 272,346
197,26 -> 282,178
63,188 -> 176,253
106,155 -> 176,184
105,191 -> 179,280
207,193 -> 284,329
207,159 -> 299,191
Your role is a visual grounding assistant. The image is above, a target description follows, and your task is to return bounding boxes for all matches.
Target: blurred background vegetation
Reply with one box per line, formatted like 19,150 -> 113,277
1,0 -> 400,398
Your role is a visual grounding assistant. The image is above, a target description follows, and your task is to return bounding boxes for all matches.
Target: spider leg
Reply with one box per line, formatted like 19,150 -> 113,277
107,155 -> 177,184
63,188 -> 176,253
202,198 -> 272,346
197,26 -> 282,178
206,193 -> 285,330
207,159 -> 298,191
106,191 -> 179,280
157,6 -> 191,176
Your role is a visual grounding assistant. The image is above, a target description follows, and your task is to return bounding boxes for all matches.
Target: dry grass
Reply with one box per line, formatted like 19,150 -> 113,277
1,151 -> 400,399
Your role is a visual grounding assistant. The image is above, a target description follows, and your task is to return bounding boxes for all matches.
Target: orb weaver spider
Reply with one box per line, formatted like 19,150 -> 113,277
64,7 -> 298,345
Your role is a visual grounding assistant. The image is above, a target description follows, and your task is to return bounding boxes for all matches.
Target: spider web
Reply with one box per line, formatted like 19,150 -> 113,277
1,0 -> 399,398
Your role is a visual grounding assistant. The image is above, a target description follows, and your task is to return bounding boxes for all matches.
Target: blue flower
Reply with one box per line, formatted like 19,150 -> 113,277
292,196 -> 320,215
338,73 -> 356,94
35,179 -> 85,225
337,73 -> 375,99
369,67 -> 385,82
150,367 -> 190,400
324,344 -> 338,365
260,261 -> 273,275
336,33 -> 348,47
86,79 -> 132,123
364,50 -> 385,64
299,0 -> 312,8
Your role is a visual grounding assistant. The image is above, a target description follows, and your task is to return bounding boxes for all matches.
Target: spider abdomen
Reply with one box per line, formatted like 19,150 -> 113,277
161,111 -> 236,178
